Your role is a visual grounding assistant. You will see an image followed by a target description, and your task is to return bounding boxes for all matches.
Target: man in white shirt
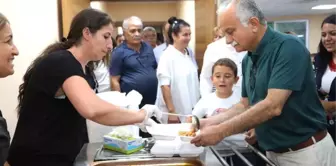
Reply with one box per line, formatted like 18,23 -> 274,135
200,37 -> 246,97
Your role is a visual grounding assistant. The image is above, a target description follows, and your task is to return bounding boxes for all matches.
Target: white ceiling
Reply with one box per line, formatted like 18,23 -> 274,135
255,0 -> 336,17
102,0 -> 335,17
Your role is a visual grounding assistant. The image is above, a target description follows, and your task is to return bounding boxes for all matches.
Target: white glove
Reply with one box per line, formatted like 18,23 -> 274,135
138,118 -> 157,133
136,104 -> 162,133
140,104 -> 163,125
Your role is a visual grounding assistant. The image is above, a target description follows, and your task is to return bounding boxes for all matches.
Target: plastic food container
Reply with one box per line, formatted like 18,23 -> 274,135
146,123 -> 196,142
150,139 -> 204,157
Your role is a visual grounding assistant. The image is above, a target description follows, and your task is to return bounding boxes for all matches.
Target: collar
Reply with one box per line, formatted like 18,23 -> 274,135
167,45 -> 188,56
121,41 -> 146,53
248,27 -> 275,62
158,42 -> 168,49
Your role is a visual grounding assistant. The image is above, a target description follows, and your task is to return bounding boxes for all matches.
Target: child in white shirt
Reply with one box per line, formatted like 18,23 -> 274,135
193,58 -> 240,119
192,58 -> 257,166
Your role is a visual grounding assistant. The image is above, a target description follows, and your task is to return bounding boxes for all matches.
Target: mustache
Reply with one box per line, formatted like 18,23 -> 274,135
133,36 -> 142,40
231,40 -> 238,47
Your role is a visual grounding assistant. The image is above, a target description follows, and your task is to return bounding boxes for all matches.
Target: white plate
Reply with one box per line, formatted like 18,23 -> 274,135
146,123 -> 194,141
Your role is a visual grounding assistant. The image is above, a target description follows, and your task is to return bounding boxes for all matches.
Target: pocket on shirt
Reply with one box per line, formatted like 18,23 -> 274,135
137,55 -> 155,69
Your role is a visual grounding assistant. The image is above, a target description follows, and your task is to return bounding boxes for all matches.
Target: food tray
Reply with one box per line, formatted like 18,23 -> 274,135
92,157 -> 205,166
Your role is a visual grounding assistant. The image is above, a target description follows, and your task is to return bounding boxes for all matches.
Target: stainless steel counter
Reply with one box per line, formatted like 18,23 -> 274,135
73,139 -> 276,166
73,142 -> 225,166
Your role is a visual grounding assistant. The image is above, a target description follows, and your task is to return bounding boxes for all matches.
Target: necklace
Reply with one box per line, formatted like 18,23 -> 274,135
329,59 -> 336,72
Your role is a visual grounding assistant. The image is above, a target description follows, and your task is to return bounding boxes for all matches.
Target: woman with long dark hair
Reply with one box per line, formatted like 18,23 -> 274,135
315,13 -> 336,144
7,9 -> 161,166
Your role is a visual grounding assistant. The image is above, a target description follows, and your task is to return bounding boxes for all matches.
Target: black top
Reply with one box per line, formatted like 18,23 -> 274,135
0,110 -> 10,166
314,53 -> 336,101
315,50 -> 336,145
8,50 -> 95,166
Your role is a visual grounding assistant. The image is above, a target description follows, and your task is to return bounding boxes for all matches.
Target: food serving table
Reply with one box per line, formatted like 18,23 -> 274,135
73,138 -> 276,166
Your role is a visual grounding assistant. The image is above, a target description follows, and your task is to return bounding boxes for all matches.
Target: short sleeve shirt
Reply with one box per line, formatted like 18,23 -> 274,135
8,50 -> 95,165
192,91 -> 240,118
109,42 -> 158,105
241,27 -> 327,150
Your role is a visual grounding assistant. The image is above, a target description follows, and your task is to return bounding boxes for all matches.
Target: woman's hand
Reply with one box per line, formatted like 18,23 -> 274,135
137,118 -> 158,132
136,104 -> 162,132
140,104 -> 163,125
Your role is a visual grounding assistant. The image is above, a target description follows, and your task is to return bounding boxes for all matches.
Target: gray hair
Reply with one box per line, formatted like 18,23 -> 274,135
143,26 -> 156,33
217,0 -> 266,26
122,16 -> 143,29
0,12 -> 9,31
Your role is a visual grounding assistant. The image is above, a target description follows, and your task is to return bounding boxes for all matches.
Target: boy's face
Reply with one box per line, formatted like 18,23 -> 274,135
211,65 -> 239,94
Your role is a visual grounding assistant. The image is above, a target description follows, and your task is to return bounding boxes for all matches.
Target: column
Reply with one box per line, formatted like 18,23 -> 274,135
60,0 -> 91,38
194,0 -> 217,71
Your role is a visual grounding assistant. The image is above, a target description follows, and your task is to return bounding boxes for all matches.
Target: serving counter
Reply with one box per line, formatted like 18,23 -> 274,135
73,139 -> 276,166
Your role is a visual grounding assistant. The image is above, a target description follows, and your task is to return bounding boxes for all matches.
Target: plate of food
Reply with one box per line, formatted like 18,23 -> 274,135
178,128 -> 199,142
146,123 -> 198,141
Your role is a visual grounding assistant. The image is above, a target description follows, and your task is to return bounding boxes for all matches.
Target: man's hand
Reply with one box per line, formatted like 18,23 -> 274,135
190,125 -> 224,147
198,119 -> 212,129
245,128 -> 257,145
204,100 -> 248,126
185,116 -> 193,123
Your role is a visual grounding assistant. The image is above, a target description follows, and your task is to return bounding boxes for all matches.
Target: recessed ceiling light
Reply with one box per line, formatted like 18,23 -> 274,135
312,5 -> 336,10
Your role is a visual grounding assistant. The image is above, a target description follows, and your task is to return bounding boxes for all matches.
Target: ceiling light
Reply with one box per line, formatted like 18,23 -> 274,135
312,5 -> 336,10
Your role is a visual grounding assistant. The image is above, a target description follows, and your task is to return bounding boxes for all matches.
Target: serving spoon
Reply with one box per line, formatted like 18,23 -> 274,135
160,112 -> 200,131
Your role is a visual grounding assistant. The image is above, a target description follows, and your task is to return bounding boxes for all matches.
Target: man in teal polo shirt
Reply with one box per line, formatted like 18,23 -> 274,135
191,0 -> 336,165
